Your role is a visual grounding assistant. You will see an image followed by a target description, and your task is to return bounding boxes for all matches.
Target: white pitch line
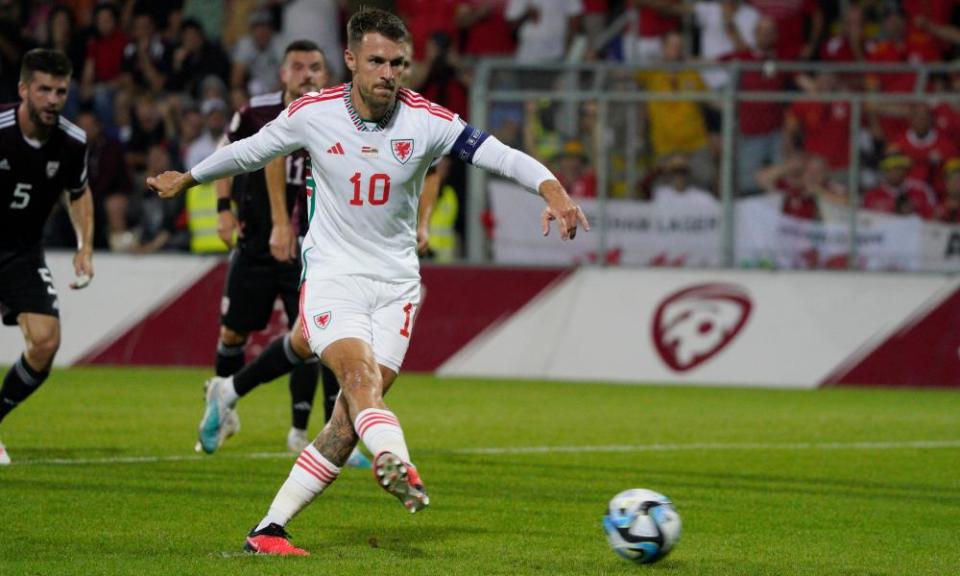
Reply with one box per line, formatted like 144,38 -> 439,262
454,439 -> 960,455
10,451 -> 294,466
6,439 -> 960,467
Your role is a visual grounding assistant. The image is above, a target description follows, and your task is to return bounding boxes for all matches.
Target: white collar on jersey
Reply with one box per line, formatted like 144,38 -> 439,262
343,82 -> 398,132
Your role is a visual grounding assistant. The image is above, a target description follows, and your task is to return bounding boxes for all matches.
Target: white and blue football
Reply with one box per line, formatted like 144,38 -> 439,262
602,489 -> 681,564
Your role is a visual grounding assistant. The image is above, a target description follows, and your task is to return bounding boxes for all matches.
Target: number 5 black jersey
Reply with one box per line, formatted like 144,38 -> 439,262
0,103 -> 88,252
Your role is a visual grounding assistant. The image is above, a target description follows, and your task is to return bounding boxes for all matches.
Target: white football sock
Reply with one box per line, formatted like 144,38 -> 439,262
354,408 -> 411,463
256,444 -> 340,530
221,376 -> 239,407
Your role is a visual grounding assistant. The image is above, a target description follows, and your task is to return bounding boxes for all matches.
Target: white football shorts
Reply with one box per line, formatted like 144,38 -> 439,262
299,275 -> 421,373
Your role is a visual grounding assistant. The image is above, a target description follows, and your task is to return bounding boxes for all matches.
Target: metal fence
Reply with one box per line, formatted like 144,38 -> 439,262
465,60 -> 960,273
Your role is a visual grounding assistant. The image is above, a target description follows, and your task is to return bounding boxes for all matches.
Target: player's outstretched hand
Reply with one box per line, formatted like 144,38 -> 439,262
146,170 -> 194,199
70,248 -> 94,290
539,180 -> 590,240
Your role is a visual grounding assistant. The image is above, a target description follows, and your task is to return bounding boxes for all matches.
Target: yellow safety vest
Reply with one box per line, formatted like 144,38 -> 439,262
186,182 -> 228,253
428,185 -> 458,262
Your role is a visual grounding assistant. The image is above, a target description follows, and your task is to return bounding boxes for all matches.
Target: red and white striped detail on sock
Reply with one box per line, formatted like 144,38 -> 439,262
294,446 -> 340,486
354,409 -> 401,438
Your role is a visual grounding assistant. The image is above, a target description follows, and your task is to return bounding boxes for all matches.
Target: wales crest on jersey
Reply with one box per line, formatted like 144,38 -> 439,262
391,139 -> 414,165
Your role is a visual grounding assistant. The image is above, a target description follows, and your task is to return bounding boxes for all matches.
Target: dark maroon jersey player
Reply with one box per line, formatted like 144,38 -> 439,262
224,90 -> 310,260
206,40 -> 353,458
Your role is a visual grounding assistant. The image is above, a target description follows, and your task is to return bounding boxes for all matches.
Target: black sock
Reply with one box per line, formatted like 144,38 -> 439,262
289,361 -> 319,430
215,341 -> 246,377
233,334 -> 301,397
320,365 -> 339,422
0,354 -> 49,424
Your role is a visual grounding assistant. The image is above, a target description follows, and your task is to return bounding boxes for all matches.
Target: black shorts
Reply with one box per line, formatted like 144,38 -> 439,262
0,248 -> 60,326
220,249 -> 301,333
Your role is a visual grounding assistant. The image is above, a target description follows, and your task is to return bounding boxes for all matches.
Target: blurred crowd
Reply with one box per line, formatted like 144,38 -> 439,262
502,0 -> 960,226
621,0 -> 960,225
2,0 -> 960,255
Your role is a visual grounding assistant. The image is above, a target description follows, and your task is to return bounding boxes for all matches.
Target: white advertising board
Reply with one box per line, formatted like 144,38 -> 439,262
0,253 -> 218,366
438,268 -> 955,388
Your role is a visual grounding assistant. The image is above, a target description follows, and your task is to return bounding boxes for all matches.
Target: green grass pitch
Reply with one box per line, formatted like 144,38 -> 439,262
0,366 -> 958,575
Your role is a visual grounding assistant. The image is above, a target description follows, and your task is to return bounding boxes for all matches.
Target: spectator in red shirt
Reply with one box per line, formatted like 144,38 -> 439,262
408,31 -> 469,118
893,103 -> 958,195
867,9 -> 941,93
456,0 -> 517,58
396,0 -> 460,61
83,3 -> 127,85
904,0 -> 956,53
933,71 -> 960,149
785,71 -> 852,171
725,17 -> 788,194
935,158 -> 960,223
80,2 -> 128,128
757,153 -> 843,220
820,3 -> 865,67
749,0 -> 823,59
866,8 -> 942,141
862,150 -> 936,219
914,7 -> 960,59
627,1 -> 681,62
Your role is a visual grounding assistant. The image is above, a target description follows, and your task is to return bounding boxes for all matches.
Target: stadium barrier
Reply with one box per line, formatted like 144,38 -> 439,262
489,181 -> 960,271
0,253 -> 566,373
468,60 -> 960,272
439,267 -> 960,389
4,253 -> 956,389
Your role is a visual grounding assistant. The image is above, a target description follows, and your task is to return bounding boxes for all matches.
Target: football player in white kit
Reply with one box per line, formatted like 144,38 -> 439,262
147,8 -> 588,556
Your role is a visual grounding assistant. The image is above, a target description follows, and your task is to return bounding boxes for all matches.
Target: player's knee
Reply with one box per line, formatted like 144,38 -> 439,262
219,326 -> 248,347
27,328 -> 60,365
337,360 -> 381,399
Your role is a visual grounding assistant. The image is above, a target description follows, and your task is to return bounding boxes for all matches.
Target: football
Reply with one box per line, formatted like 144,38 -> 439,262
602,489 -> 682,564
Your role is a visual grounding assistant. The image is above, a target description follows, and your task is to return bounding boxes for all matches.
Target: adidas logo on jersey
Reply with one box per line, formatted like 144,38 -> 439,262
0,158 -> 9,170
326,142 -> 345,155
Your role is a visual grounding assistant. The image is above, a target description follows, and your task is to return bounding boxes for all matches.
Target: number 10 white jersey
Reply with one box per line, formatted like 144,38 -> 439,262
256,83 -> 468,284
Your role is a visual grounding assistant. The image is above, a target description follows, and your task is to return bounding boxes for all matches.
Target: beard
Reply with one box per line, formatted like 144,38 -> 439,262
358,80 -> 396,116
27,100 -> 59,128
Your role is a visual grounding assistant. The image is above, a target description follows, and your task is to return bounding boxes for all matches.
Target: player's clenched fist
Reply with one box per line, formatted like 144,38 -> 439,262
147,170 -> 196,199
